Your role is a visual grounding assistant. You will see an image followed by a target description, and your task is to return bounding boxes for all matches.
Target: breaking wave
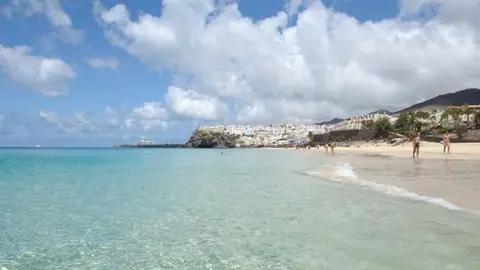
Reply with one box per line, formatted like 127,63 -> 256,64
304,163 -> 462,211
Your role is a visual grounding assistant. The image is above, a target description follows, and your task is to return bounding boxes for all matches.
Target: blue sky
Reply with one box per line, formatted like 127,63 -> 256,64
0,0 -> 479,146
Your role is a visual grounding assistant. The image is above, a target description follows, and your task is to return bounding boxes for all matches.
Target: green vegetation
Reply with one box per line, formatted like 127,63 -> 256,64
342,105 -> 480,141
390,105 -> 480,139
393,111 -> 427,136
475,111 -> 480,128
373,106 -> 480,139
307,131 -> 313,142
441,107 -> 468,138
394,111 -> 410,134
461,105 -> 473,127
374,117 -> 394,135
361,119 -> 375,130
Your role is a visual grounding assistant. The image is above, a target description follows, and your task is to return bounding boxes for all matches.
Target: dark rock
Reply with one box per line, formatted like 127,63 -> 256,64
184,129 -> 238,148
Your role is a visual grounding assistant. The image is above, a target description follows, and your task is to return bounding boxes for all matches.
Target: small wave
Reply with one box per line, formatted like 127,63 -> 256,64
305,163 -> 462,211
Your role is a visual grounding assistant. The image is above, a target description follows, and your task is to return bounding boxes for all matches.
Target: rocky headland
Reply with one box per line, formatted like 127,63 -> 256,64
184,129 -> 239,148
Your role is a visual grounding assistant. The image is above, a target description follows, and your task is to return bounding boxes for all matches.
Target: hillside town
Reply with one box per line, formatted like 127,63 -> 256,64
198,105 -> 480,147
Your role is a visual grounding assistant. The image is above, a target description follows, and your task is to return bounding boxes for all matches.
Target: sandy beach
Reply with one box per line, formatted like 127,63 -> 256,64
335,141 -> 480,160
270,142 -> 479,213
297,142 -> 480,213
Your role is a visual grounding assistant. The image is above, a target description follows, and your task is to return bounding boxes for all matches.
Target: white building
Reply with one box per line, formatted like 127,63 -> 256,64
331,111 -> 391,131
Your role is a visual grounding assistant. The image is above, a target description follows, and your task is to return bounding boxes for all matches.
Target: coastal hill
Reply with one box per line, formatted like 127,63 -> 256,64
369,109 -> 391,115
392,88 -> 480,115
184,129 -> 238,148
315,118 -> 344,125
314,110 -> 390,125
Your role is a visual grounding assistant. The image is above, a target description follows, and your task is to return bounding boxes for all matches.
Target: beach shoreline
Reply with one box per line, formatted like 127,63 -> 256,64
334,141 -> 480,160
263,141 -> 480,160
289,141 -> 480,213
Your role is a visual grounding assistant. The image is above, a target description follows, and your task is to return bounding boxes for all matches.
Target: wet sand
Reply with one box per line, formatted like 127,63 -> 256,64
299,144 -> 480,213
344,155 -> 478,212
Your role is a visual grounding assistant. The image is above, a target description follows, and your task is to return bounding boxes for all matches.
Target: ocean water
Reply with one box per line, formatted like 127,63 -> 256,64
0,148 -> 479,269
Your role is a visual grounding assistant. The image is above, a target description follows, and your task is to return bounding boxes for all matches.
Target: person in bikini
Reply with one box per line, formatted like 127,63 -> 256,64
443,133 -> 451,154
412,134 -> 420,158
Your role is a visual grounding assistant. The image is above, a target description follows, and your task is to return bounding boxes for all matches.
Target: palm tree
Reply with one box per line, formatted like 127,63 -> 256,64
408,111 -> 416,132
415,111 -> 430,120
442,107 -> 467,138
441,110 -> 450,126
415,111 -> 431,130
429,112 -> 437,126
307,131 -> 313,142
461,104 -> 474,127
449,108 -> 462,130
361,119 -> 374,130
474,111 -> 480,128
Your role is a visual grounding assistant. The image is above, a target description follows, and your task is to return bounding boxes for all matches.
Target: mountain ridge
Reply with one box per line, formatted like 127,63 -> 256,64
392,88 -> 480,115
316,88 -> 480,123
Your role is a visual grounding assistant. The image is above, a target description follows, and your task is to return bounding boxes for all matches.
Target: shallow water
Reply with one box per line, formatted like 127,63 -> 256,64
0,148 -> 479,269
311,151 -> 480,212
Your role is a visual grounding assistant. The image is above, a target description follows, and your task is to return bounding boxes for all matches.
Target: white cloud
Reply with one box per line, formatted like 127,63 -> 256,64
94,0 -> 480,123
0,105 -> 174,139
130,102 -> 169,131
1,0 -> 83,44
165,86 -> 228,120
0,44 -> 75,96
39,110 -> 96,133
399,0 -> 480,24
105,106 -> 115,115
87,57 -> 120,70
132,102 -> 168,120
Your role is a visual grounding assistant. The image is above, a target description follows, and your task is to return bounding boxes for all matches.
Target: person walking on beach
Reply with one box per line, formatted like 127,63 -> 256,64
330,141 -> 336,153
324,143 -> 329,153
412,134 -> 420,158
443,133 -> 451,154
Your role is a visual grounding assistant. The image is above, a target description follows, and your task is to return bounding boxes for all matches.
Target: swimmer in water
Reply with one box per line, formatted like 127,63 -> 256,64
412,134 -> 420,158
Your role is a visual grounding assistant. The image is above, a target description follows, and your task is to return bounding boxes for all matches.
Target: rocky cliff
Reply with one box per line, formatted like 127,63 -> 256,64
184,130 -> 238,148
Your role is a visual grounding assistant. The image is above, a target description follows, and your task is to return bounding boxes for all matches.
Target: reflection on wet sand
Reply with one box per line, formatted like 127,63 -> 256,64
314,152 -> 480,212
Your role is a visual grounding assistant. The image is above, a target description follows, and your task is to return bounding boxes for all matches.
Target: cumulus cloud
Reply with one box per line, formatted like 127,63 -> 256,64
35,103 -> 170,136
165,86 -> 228,120
0,103 -> 176,143
126,102 -> 170,131
399,0 -> 480,24
1,0 -> 83,45
93,0 -> 480,123
87,57 -> 120,70
0,44 -> 75,96
39,110 -> 96,133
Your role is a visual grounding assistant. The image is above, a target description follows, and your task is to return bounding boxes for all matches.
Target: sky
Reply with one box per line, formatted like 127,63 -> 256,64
1,0 -> 480,147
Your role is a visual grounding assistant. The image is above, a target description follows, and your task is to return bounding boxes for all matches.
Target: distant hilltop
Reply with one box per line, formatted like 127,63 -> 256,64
392,88 -> 480,115
315,88 -> 480,123
315,118 -> 344,125
316,109 -> 393,125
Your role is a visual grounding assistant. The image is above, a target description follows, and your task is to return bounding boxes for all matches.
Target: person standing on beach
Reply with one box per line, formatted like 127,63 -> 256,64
412,134 -> 420,158
443,133 -> 451,154
330,141 -> 336,153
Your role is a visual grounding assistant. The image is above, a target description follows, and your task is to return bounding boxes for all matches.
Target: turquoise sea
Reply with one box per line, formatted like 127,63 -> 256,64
0,148 -> 479,269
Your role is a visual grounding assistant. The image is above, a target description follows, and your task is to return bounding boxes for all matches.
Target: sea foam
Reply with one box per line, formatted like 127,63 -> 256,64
305,163 -> 462,211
